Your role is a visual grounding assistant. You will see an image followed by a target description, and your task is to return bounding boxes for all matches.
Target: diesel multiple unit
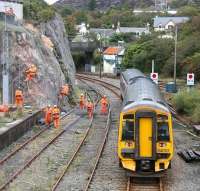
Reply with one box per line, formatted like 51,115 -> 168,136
118,69 -> 173,176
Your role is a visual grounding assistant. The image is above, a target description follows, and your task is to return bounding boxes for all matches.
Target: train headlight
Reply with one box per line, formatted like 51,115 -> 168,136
121,149 -> 135,158
159,142 -> 167,147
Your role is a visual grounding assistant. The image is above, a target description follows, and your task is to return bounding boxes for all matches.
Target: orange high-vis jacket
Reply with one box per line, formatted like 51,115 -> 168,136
0,105 -> 9,112
60,85 -> 69,96
52,107 -> 60,119
45,107 -> 52,125
15,90 -> 23,107
101,97 -> 108,105
25,65 -> 37,81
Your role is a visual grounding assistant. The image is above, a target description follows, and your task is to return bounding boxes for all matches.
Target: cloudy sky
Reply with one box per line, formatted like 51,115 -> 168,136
44,0 -> 59,5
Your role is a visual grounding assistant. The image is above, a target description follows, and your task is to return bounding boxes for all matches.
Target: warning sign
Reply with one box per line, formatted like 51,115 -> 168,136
187,73 -> 194,86
150,73 -> 158,84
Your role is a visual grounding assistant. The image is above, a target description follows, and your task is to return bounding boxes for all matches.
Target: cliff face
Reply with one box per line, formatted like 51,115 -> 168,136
0,15 -> 75,108
55,0 -> 154,9
40,14 -> 76,86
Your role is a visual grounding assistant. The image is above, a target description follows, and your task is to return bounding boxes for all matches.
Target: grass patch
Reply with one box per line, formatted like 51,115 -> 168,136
172,88 -> 200,123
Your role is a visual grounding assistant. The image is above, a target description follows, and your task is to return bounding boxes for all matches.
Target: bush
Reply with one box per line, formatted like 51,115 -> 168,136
172,89 -> 200,122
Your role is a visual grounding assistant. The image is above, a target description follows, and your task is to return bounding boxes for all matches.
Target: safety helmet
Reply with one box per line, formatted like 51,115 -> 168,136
54,105 -> 57,108
48,105 -> 51,108
81,93 -> 84,96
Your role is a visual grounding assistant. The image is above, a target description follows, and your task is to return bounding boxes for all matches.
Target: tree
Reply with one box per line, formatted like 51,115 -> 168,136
88,0 -> 96,11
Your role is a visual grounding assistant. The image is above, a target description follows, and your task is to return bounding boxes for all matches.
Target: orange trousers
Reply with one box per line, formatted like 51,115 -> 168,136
80,102 -> 84,110
101,103 -> 107,114
87,109 -> 93,119
53,118 -> 60,128
45,112 -> 52,126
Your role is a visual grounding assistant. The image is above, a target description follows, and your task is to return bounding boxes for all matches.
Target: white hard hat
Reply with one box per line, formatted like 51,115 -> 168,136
81,93 -> 84,96
54,105 -> 57,108
48,105 -> 51,107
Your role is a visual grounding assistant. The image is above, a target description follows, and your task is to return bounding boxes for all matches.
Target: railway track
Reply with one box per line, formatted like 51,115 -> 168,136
50,79 -> 112,191
126,177 -> 164,191
0,109 -> 81,190
77,76 -> 129,191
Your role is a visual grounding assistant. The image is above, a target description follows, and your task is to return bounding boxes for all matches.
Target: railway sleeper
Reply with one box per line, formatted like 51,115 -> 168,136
177,149 -> 200,162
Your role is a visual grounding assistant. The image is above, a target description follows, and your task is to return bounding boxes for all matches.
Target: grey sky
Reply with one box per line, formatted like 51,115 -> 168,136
44,0 -> 58,5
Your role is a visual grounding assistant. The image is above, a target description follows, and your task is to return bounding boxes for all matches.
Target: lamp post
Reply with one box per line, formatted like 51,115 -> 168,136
174,25 -> 178,91
97,33 -> 102,78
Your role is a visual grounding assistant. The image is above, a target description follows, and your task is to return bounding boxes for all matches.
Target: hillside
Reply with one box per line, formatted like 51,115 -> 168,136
55,0 -> 154,9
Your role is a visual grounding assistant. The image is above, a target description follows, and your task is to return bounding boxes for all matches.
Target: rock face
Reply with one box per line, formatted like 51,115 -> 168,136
0,15 -> 75,108
40,14 -> 76,86
55,0 -> 154,9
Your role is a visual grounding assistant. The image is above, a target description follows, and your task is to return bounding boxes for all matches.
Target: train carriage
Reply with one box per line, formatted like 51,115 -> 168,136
118,69 -> 173,176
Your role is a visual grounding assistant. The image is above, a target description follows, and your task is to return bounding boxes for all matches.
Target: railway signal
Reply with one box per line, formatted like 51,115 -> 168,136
187,73 -> 194,86
150,72 -> 158,84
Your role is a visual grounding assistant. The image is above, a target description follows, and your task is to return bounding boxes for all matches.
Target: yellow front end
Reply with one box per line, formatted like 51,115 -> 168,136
118,107 -> 173,173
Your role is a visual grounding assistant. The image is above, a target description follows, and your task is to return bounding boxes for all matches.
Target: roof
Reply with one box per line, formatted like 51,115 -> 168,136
90,28 -> 115,38
0,0 -> 23,4
103,47 -> 120,55
121,69 -> 145,84
121,70 -> 168,112
154,16 -> 189,27
119,27 -> 150,34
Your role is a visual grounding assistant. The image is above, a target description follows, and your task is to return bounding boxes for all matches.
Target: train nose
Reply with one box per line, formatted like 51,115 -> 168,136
140,160 -> 152,171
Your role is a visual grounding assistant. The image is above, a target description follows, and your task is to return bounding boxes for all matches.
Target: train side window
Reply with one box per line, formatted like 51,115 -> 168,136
122,120 -> 134,141
157,122 -> 170,141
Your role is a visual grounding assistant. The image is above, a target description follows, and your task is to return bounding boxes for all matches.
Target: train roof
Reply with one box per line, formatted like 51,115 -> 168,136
122,74 -> 169,113
121,69 -> 145,84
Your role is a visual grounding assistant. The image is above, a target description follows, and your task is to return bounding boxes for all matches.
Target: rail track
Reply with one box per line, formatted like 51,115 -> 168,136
126,177 -> 164,191
0,109 -> 81,190
50,79 -> 112,191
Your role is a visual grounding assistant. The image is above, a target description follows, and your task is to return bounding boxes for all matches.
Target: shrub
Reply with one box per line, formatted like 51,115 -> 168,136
172,89 -> 200,122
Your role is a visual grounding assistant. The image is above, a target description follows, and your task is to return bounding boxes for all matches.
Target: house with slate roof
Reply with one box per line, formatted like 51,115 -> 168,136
153,16 -> 189,31
103,46 -> 125,74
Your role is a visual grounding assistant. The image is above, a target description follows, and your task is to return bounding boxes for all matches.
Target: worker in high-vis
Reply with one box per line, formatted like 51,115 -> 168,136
87,101 -> 94,119
45,105 -> 52,126
60,84 -> 69,97
79,93 -> 85,110
25,64 -> 37,81
101,95 -> 108,114
15,89 -> 24,108
52,105 -> 60,128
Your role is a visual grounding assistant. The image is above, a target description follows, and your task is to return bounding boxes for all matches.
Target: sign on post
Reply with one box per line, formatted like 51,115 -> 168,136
150,73 -> 158,84
187,73 -> 194,86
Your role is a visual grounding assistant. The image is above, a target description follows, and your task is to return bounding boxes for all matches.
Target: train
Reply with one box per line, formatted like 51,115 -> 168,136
118,69 -> 173,176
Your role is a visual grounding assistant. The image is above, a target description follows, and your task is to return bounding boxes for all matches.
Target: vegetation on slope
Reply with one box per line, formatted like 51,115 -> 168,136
23,0 -> 55,22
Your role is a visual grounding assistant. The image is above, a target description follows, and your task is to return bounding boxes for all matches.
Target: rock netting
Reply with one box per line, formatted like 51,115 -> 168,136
0,14 -> 75,108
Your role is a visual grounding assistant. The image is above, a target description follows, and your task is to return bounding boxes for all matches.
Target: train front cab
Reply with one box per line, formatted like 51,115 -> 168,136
118,107 -> 173,176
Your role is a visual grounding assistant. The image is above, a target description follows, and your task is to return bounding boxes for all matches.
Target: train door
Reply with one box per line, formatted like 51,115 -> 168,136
135,111 -> 156,160
139,118 -> 153,157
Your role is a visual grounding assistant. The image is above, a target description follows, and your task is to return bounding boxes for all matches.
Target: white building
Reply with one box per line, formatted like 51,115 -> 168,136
154,16 -> 189,31
0,0 -> 23,20
103,47 -> 125,74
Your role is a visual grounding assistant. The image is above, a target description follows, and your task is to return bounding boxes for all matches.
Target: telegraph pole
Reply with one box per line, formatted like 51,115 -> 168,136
174,25 -> 178,90
2,7 -> 10,104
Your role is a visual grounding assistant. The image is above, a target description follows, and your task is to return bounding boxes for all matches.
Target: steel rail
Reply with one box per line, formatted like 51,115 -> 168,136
126,177 -> 164,191
84,107 -> 112,191
78,77 -> 122,191
0,114 -> 80,191
51,83 -> 100,191
0,109 -> 74,166
76,75 -> 120,98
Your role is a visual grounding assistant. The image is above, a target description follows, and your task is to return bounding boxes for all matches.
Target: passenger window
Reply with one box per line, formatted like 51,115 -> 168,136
157,122 -> 170,141
122,114 -> 134,141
